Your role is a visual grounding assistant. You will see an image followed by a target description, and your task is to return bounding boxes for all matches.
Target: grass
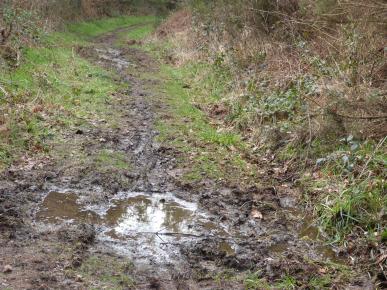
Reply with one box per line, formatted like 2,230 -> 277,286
95,149 -> 130,170
115,23 -> 157,46
213,269 -> 237,285
73,255 -> 135,289
0,16 -> 160,171
244,270 -> 347,289
244,273 -> 299,290
151,12 -> 386,277
145,17 -> 383,285
0,41 -> 119,169
67,15 -> 158,39
152,62 -> 257,185
298,137 -> 387,243
156,26 -> 386,245
244,272 -> 271,290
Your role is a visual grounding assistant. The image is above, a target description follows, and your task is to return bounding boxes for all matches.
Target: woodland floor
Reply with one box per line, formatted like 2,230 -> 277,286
0,21 -> 374,289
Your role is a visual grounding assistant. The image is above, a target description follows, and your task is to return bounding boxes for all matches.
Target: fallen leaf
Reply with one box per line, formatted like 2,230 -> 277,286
251,209 -> 263,219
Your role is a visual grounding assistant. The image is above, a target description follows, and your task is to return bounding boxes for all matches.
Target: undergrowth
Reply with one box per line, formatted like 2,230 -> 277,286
152,2 -> 386,284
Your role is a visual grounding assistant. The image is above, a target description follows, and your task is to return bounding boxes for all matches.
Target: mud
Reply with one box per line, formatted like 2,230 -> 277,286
36,190 -> 235,267
0,25 -> 371,289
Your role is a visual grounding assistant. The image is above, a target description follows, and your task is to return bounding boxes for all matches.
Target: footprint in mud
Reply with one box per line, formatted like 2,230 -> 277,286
36,191 -> 236,266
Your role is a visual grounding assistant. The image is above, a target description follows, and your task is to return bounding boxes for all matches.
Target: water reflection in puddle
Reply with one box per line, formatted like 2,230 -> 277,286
105,193 -> 198,235
36,191 -> 236,262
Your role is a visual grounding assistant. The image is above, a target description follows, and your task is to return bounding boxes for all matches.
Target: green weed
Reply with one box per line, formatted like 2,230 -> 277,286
95,150 -> 130,170
275,275 -> 298,289
311,137 -> 387,242
244,272 -> 270,290
308,275 -> 332,289
76,255 -> 135,289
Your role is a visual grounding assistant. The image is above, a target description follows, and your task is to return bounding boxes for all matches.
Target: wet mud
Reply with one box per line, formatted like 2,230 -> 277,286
0,25 -> 370,289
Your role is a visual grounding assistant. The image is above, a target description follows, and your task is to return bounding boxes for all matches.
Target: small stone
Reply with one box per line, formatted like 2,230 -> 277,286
3,265 -> 13,273
75,275 -> 83,282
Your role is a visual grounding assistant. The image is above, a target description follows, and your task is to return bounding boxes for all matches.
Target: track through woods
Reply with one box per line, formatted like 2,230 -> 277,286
0,21 -> 372,289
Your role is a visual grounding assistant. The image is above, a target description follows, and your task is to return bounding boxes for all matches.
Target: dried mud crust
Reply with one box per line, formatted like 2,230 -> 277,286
0,27 -> 371,290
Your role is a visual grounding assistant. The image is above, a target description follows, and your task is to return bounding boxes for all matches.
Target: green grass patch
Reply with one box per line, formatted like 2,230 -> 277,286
0,46 -> 117,168
115,23 -> 156,46
244,272 -> 271,289
74,255 -> 135,289
67,15 -> 158,39
95,149 -> 130,170
0,16 -> 151,169
152,63 -> 257,185
300,137 -> 387,243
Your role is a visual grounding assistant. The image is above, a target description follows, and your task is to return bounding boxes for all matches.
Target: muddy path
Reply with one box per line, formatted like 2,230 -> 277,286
0,25 -> 371,289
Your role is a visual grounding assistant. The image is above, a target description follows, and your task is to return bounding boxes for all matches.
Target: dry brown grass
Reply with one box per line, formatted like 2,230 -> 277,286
156,8 -> 192,37
1,0 -> 133,27
159,0 -> 386,142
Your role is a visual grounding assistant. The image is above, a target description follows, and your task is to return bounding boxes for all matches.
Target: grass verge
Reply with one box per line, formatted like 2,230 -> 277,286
67,15 -> 157,39
0,16 -> 157,171
151,62 -> 258,186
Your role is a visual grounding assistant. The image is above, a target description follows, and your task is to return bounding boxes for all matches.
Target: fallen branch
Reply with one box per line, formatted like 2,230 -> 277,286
133,231 -> 245,241
152,231 -> 210,238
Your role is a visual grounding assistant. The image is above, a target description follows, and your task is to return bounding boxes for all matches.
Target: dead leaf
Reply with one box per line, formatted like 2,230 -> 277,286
318,268 -> 327,274
251,209 -> 263,219
376,254 -> 387,264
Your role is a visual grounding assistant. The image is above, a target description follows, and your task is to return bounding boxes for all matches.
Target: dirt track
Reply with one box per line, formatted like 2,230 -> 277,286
0,26 -> 372,289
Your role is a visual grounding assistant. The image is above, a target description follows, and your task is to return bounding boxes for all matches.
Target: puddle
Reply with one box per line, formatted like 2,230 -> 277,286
299,219 -> 346,264
95,48 -> 131,70
36,192 -> 100,224
36,191 -> 235,264
299,220 -> 320,240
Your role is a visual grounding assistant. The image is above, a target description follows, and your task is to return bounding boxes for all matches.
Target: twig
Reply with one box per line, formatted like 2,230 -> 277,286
155,232 -> 166,242
304,104 -> 313,167
150,232 -> 209,238
240,200 -> 253,209
132,231 -> 247,241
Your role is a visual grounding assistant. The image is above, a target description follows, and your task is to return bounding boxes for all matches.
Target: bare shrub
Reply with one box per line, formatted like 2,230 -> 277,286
175,0 -> 386,144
